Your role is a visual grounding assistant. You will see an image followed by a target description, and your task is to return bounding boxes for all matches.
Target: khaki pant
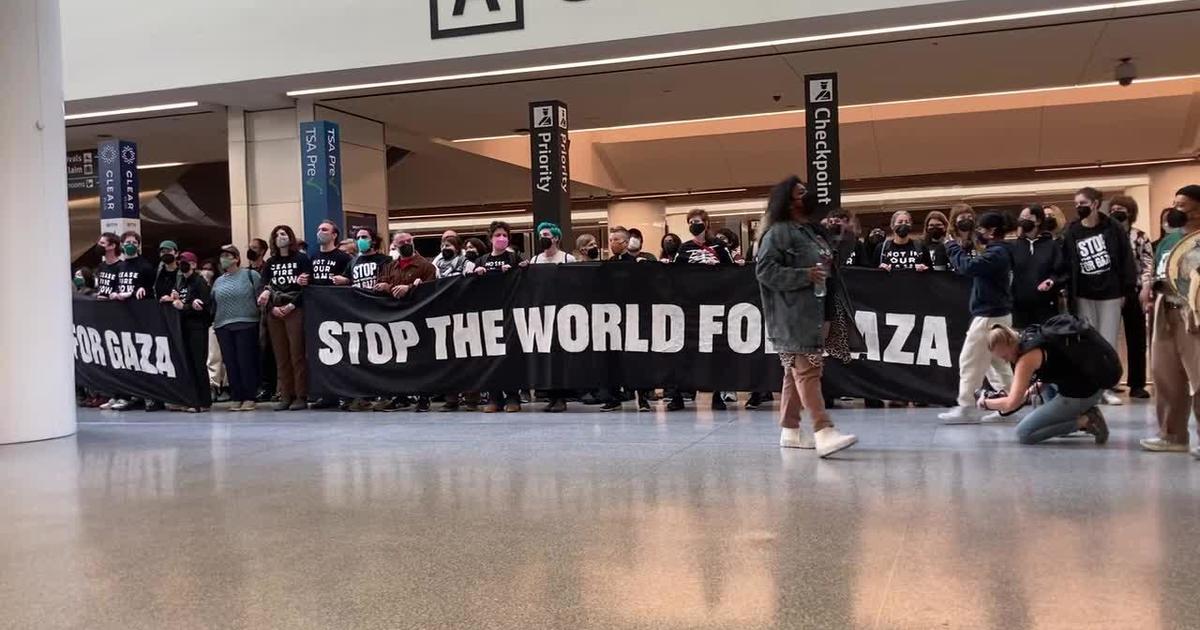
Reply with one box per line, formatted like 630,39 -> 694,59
957,315 -> 1014,408
267,308 -> 307,401
207,327 -> 226,388
779,353 -> 832,432
1151,299 -> 1200,445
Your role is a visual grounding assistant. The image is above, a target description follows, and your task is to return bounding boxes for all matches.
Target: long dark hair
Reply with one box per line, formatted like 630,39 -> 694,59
762,175 -> 804,236
268,225 -> 298,257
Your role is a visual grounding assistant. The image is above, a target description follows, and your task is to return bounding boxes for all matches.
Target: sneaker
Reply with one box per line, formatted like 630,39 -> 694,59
938,406 -> 983,424
1101,390 -> 1124,406
545,399 -> 567,413
722,392 -> 737,403
1192,447 -> 1200,460
637,398 -> 651,412
666,398 -> 685,412
814,427 -> 858,458
371,398 -> 398,412
440,400 -> 460,412
240,401 -> 257,412
1082,407 -> 1109,445
274,399 -> 293,411
214,388 -> 231,403
711,397 -> 727,411
981,411 -> 1008,423
144,400 -> 165,412
416,398 -> 431,413
779,427 -> 815,449
1139,437 -> 1189,453
483,402 -> 500,414
865,399 -> 884,409
228,401 -> 245,412
255,390 -> 274,403
504,402 -> 521,413
600,402 -> 621,412
745,393 -> 763,410
99,397 -> 117,410
288,400 -> 307,411
110,398 -> 133,411
1129,388 -> 1151,399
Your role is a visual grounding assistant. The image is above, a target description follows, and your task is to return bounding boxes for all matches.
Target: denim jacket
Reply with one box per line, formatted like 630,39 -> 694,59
756,220 -> 861,355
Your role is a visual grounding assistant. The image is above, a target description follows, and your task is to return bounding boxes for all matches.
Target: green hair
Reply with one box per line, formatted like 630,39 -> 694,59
535,222 -> 562,239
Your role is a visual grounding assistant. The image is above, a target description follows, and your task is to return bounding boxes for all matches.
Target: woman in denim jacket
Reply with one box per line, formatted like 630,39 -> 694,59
756,176 -> 860,458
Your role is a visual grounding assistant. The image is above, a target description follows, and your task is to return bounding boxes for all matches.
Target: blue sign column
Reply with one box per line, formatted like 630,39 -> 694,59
97,139 -> 139,235
299,121 -> 344,255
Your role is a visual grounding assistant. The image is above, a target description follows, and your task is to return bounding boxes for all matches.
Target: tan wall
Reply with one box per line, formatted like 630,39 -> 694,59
608,201 -> 666,256
1148,163 -> 1200,240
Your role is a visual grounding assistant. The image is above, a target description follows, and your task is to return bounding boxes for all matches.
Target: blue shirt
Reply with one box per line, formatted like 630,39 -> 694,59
211,269 -> 261,329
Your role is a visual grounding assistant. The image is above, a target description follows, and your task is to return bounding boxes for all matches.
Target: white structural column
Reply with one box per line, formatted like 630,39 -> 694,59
0,0 -> 76,443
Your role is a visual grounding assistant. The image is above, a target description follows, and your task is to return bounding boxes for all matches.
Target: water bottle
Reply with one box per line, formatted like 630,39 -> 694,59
813,256 -> 829,298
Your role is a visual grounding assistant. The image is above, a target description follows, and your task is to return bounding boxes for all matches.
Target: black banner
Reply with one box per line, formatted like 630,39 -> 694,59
72,297 -> 202,408
305,265 -> 971,405
529,100 -> 571,237
804,73 -> 841,215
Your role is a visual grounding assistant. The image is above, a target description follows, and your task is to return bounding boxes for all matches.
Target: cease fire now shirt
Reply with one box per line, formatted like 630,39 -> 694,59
310,249 -> 352,285
349,253 -> 392,289
115,256 -> 155,297
95,260 -> 120,298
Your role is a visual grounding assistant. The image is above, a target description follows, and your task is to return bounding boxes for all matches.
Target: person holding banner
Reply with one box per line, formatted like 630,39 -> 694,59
257,225 -> 313,412
171,252 -> 213,412
212,245 -> 262,412
93,232 -> 121,300
1011,204 -> 1066,329
921,211 -> 951,271
659,233 -> 682,263
939,212 -> 1016,424
433,236 -> 476,277
756,176 -> 859,458
477,221 -> 527,413
531,222 -> 576,265
877,211 -> 930,272
348,227 -> 391,290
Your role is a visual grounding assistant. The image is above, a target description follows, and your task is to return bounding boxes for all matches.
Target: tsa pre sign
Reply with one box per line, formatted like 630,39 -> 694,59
299,121 -> 344,256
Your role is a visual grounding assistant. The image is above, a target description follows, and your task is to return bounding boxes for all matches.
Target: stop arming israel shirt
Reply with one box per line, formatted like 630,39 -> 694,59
349,253 -> 392,289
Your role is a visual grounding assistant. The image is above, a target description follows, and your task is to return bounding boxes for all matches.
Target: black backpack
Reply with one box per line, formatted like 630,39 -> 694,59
1018,314 -> 1122,390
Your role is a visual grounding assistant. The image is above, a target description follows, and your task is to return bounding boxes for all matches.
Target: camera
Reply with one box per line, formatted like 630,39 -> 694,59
1115,58 -> 1137,87
772,94 -> 783,103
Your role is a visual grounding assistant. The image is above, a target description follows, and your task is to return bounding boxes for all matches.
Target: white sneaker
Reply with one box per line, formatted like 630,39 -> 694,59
1192,447 -> 1200,460
938,406 -> 982,424
814,427 -> 857,458
981,411 -> 1008,423
1101,390 -> 1124,406
1139,437 -> 1189,453
99,398 -> 115,410
779,427 -> 815,449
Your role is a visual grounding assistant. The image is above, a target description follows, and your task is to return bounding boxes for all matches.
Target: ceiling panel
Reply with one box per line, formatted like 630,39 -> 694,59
1038,95 -> 1193,164
65,111 -> 227,165
1082,11 -> 1200,83
850,108 -> 1043,176
596,136 -> 733,191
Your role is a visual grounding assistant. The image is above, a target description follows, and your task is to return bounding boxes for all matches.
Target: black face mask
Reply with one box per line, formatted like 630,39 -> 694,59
1043,217 -> 1059,233
688,222 -> 705,236
662,242 -> 680,256
441,248 -> 455,260
179,261 -> 192,274
1076,204 -> 1093,219
956,218 -> 975,232
1166,209 -> 1189,229
1018,219 -> 1036,234
828,223 -> 844,237
246,249 -> 260,262
867,230 -> 886,246
585,247 -> 600,260
894,225 -> 912,238
1110,211 -> 1129,224
464,251 -> 479,261
94,244 -> 107,256
398,243 -> 414,258
926,227 -> 946,241
539,236 -> 553,250
976,231 -> 992,246
160,254 -> 176,265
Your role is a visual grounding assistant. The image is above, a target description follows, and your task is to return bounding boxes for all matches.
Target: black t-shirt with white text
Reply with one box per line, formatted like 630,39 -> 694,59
923,240 -> 950,271
676,238 -> 734,266
260,252 -> 313,306
95,260 -> 120,298
349,253 -> 392,289
115,257 -> 156,297
877,240 -> 930,270
311,249 -> 353,286
478,250 -> 526,273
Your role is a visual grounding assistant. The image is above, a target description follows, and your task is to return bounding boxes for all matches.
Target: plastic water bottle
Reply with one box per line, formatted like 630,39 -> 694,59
813,257 -> 829,298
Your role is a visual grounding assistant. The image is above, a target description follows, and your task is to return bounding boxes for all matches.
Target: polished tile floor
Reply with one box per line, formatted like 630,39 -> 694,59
2,398 -> 1198,629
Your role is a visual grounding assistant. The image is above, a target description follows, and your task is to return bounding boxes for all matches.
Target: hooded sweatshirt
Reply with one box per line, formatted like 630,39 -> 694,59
946,239 -> 1013,317
1010,231 -> 1067,307
1063,214 -> 1137,301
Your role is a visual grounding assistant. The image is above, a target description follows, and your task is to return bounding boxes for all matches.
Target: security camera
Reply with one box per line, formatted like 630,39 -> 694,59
1115,58 -> 1137,87
772,94 -> 783,103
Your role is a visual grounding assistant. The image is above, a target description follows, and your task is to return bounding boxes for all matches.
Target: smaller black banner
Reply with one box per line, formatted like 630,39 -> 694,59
804,73 -> 841,216
72,297 -> 202,408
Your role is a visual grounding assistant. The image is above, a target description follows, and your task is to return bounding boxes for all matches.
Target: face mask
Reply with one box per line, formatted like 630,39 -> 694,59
662,242 -> 680,256
868,230 -> 886,245
1166,209 -> 1189,230
1076,204 -> 1093,219
956,218 -> 975,232
1110,211 -> 1129,224
585,247 -> 600,260
179,261 -> 192,274
492,235 -> 509,251
926,227 -> 945,240
629,237 -> 642,251
688,222 -> 705,236
200,270 -> 215,284
356,238 -> 372,253
828,223 -> 844,237
316,232 -> 334,246
539,236 -> 553,250
160,253 -> 176,265
1018,219 -> 1036,234
398,243 -> 414,258
441,248 -> 455,260
94,244 -> 108,256
894,225 -> 912,238
73,276 -> 85,288
219,258 -> 236,271
121,243 -> 138,257
464,250 -> 479,261
1043,217 -> 1059,233
275,235 -> 291,250
246,249 -> 260,262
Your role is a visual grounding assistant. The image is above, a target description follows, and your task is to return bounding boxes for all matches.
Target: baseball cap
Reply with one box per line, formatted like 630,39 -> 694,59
158,240 -> 179,251
219,244 -> 241,258
179,252 -> 199,265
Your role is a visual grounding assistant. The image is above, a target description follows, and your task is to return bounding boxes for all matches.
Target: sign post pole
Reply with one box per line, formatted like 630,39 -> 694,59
299,120 -> 345,255
528,100 -> 571,251
97,139 -> 140,235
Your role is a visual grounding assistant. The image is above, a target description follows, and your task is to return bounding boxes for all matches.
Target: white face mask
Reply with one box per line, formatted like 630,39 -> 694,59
276,235 -> 290,249
629,237 -> 642,251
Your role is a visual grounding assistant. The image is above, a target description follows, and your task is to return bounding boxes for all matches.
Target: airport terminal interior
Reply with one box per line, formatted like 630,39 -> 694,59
4,0 -> 1200,627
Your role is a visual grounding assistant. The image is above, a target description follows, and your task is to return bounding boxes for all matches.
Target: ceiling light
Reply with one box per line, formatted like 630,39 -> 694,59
288,0 -> 1187,97
64,101 -> 201,121
1034,157 -> 1197,172
137,162 -> 187,170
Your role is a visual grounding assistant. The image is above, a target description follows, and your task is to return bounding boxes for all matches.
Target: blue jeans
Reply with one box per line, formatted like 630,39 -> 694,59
1016,388 -> 1102,444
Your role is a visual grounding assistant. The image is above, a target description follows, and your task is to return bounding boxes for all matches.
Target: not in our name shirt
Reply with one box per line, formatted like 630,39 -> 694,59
115,257 -> 155,296
878,239 -> 930,270
349,253 -> 392,289
310,249 -> 352,285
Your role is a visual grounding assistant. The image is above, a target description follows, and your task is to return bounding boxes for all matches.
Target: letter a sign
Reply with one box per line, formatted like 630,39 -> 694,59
430,0 -> 524,38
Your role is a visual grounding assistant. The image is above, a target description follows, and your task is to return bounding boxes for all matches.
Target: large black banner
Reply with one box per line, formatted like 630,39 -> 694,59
305,265 -> 972,405
72,297 -> 202,408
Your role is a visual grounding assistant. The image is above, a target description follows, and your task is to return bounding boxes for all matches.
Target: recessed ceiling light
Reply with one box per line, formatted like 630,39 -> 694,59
287,0 -> 1188,97
65,101 -> 201,121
